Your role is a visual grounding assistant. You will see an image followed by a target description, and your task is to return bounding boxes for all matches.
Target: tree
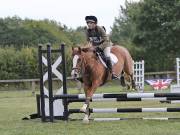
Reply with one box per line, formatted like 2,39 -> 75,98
64,26 -> 86,45
111,0 -> 180,71
133,0 -> 180,71
0,17 -> 73,48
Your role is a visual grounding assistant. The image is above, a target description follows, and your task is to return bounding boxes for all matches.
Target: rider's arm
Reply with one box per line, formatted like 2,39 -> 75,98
98,26 -> 108,42
93,26 -> 108,45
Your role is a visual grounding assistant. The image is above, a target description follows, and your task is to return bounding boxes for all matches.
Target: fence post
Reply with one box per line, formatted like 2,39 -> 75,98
61,44 -> 68,120
38,45 -> 46,122
47,44 -> 54,122
176,58 -> 180,85
31,81 -> 35,96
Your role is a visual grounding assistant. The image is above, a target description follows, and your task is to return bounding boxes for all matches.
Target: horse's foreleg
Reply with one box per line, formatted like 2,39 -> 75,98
82,82 -> 99,123
81,82 -> 98,112
81,87 -> 91,123
82,96 -> 91,123
80,96 -> 91,112
80,85 -> 89,112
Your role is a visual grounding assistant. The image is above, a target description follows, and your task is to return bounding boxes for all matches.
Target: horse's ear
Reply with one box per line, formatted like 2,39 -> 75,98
78,47 -> 81,54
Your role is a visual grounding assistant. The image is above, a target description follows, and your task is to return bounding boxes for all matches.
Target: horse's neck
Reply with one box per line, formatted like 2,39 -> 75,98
82,51 -> 108,86
82,52 -> 97,71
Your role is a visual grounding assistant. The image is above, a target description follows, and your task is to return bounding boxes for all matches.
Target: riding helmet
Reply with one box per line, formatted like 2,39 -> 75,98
85,16 -> 97,23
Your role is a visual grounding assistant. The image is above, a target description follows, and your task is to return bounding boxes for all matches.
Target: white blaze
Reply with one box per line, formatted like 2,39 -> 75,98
71,55 -> 79,76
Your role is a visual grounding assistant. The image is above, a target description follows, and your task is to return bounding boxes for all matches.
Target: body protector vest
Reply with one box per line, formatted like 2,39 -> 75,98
87,26 -> 106,46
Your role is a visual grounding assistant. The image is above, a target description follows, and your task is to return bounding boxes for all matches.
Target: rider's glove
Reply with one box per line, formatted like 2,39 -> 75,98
92,40 -> 104,46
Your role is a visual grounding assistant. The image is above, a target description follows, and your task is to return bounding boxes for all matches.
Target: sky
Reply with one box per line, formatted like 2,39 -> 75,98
0,0 -> 139,33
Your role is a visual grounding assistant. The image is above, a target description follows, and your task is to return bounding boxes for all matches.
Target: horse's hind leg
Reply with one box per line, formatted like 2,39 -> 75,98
124,58 -> 136,90
130,74 -> 136,90
122,73 -> 131,90
120,71 -> 126,87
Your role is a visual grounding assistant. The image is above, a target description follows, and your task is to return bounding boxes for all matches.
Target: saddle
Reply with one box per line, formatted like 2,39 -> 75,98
95,47 -> 118,68
95,47 -> 107,65
95,47 -> 120,81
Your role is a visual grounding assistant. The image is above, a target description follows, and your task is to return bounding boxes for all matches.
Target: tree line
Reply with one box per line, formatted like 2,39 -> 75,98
0,0 -> 179,79
0,16 -> 86,79
111,0 -> 180,71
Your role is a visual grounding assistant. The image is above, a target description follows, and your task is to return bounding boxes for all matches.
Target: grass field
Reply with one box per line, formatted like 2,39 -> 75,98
1,86 -> 180,135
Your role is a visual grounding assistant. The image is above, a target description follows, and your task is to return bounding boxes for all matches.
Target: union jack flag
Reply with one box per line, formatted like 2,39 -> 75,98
146,79 -> 173,90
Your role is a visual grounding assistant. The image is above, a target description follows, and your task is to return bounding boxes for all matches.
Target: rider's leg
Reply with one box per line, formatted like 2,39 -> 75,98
104,47 -> 118,79
104,47 -> 112,72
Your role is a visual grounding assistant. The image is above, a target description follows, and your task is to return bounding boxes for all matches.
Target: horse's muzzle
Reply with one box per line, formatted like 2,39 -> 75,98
71,70 -> 79,79
73,73 -> 78,78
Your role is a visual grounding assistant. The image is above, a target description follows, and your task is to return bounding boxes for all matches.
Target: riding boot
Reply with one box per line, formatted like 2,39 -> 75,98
106,57 -> 112,72
106,57 -> 118,80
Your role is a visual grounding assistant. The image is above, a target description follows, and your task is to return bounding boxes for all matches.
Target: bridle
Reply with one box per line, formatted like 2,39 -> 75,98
71,54 -> 85,79
72,67 -> 81,75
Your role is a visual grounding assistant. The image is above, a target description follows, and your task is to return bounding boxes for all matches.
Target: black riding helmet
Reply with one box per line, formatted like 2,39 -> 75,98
85,16 -> 97,24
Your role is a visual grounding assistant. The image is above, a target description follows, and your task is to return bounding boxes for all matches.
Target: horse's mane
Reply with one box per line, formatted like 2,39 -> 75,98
81,47 -> 93,52
75,43 -> 94,52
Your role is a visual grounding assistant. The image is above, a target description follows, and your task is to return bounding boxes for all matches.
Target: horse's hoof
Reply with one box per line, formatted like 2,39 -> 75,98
83,115 -> 90,124
126,85 -> 130,90
83,118 -> 89,124
120,76 -> 126,86
80,104 -> 87,112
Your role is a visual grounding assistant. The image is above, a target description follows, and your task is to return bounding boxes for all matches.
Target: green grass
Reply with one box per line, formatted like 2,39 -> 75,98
1,86 -> 180,135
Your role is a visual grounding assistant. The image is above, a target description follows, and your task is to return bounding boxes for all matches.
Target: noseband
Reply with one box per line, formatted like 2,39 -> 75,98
72,54 -> 85,77
72,67 -> 81,74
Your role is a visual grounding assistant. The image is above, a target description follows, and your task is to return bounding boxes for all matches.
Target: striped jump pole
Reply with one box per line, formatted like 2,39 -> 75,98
54,93 -> 180,100
67,97 -> 180,103
69,107 -> 180,114
92,117 -> 180,121
70,117 -> 180,121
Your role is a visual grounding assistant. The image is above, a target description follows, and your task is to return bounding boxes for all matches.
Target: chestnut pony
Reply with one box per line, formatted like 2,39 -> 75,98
71,45 -> 135,123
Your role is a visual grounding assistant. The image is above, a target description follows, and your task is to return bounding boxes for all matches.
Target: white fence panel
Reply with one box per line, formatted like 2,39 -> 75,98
176,58 -> 180,85
134,60 -> 144,91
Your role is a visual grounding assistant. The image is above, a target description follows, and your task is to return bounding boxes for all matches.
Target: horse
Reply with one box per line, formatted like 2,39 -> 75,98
71,45 -> 136,123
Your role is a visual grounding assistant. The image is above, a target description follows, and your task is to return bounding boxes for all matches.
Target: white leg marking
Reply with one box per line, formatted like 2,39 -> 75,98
83,114 -> 89,123
80,104 -> 87,112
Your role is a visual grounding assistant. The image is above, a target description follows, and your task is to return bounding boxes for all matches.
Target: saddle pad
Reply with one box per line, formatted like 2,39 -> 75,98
110,53 -> 118,65
98,53 -> 118,68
